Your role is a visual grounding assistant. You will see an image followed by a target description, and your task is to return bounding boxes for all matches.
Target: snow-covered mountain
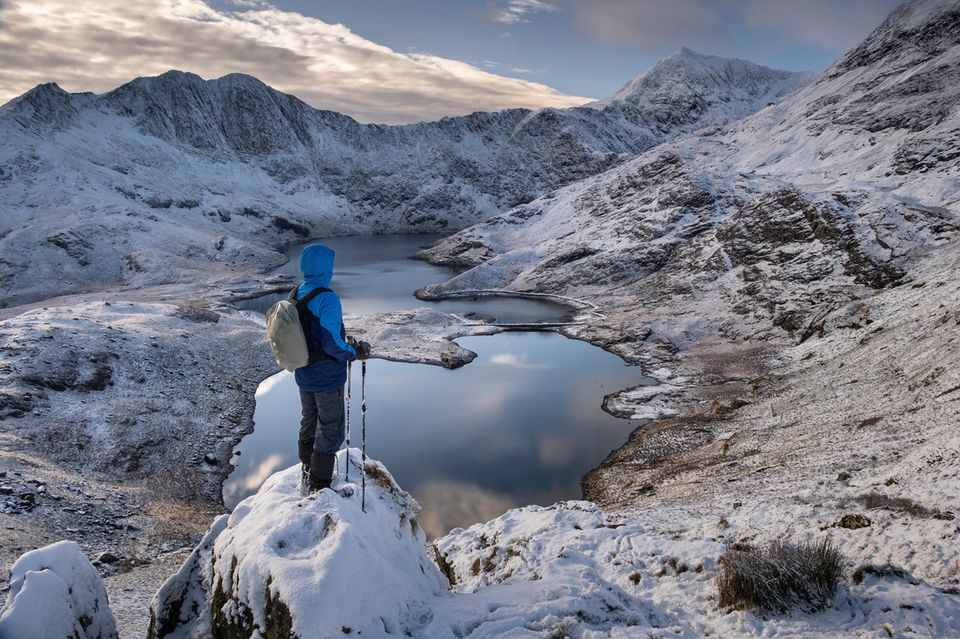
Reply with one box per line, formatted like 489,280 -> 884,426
0,52 -> 805,306
2,1 -> 960,636
419,0 -> 960,351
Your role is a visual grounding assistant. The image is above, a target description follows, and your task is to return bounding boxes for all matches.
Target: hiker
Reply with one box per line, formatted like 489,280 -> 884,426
294,244 -> 370,492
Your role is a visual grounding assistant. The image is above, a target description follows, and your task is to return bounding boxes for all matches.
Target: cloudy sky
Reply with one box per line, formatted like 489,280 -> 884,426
0,0 -> 901,124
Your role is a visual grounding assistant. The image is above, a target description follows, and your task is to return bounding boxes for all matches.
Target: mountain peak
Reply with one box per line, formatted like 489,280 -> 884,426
0,81 -> 78,130
2,81 -> 68,108
594,50 -> 808,109
675,46 -> 707,59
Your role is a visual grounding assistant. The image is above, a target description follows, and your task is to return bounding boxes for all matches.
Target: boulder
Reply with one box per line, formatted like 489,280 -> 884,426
0,540 -> 118,639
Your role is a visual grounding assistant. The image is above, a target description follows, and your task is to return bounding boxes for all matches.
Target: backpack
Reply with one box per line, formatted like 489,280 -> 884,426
265,286 -> 332,371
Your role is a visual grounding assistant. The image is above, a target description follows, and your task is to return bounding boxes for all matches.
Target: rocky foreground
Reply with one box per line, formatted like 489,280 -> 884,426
0,289 -> 515,633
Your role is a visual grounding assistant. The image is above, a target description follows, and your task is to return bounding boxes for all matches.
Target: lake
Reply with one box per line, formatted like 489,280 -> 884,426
224,234 -> 648,538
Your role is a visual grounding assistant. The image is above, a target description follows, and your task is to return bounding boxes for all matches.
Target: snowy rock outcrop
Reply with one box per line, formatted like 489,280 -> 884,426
0,52 -> 805,306
0,540 -> 118,639
148,453 -> 447,638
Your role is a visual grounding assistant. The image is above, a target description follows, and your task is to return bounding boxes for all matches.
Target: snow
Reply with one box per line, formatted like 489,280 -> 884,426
152,448 -> 960,638
150,452 -> 448,638
0,540 -> 118,639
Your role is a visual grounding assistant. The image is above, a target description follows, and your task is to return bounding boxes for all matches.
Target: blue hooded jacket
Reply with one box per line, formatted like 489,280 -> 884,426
293,244 -> 357,392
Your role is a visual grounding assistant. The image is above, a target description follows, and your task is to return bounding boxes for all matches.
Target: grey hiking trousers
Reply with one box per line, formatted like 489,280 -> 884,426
299,388 -> 345,485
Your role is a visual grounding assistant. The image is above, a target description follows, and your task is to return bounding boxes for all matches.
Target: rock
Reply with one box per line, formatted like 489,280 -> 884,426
0,540 -> 118,639
202,453 -> 218,465
0,485 -> 13,495
96,552 -> 120,565
837,472 -> 851,482
836,514 -> 872,530
149,454 -> 445,638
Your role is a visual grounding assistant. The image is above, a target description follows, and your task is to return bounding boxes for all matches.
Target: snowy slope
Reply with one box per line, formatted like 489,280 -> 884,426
0,53 -> 805,306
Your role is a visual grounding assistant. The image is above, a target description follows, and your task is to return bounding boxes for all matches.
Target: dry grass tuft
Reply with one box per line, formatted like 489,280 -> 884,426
717,539 -> 844,614
854,492 -> 943,518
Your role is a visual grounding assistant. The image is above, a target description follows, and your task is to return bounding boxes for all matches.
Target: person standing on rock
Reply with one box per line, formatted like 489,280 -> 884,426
294,244 -> 370,493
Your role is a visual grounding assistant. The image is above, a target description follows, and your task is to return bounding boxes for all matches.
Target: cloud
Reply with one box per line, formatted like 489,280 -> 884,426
0,0 -> 591,124
489,0 -> 559,25
255,370 -> 291,398
413,478 -> 516,537
738,0 -> 902,51
489,352 -> 550,369
568,0 -> 899,53
511,67 -> 543,74
490,353 -> 523,365
222,452 -> 286,503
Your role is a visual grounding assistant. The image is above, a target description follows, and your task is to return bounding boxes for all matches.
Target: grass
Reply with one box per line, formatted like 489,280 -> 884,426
717,539 -> 845,614
850,563 -> 914,586
854,492 -> 944,518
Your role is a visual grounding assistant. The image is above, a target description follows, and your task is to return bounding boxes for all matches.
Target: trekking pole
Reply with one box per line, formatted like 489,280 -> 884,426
361,359 -> 367,512
345,360 -> 351,484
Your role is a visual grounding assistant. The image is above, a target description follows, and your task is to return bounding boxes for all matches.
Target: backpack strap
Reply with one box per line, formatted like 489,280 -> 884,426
291,286 -> 331,306
291,286 -> 335,363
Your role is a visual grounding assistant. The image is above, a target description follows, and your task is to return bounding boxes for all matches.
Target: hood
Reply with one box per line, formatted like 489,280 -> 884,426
299,244 -> 335,288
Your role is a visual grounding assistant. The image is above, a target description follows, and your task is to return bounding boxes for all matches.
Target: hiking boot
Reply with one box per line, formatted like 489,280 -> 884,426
309,452 -> 336,493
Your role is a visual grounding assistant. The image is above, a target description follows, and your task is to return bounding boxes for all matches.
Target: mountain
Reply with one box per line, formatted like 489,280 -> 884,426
418,0 -> 960,348
417,0 -> 960,506
0,53 -> 805,306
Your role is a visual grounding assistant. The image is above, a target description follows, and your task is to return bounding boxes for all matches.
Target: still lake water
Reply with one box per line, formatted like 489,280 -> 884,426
234,233 -> 575,324
224,235 -> 648,538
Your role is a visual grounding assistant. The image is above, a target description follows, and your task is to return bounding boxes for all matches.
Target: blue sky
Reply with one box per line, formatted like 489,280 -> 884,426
1,0 -> 902,123
240,0 -> 901,99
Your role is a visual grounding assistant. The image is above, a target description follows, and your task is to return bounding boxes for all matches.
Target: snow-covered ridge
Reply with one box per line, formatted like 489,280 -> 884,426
0,53 -> 805,306
416,0 -> 960,522
592,47 -> 810,110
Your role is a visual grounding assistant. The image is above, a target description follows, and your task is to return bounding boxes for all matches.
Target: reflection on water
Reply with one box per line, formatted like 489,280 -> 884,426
235,234 -> 574,323
224,332 -> 649,538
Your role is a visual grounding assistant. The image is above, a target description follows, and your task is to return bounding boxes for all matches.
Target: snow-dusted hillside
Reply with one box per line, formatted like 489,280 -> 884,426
0,53 -> 804,306
3,0 -> 959,635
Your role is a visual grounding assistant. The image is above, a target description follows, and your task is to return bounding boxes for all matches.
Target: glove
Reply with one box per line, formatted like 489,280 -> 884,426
346,336 -> 371,360
356,340 -> 372,360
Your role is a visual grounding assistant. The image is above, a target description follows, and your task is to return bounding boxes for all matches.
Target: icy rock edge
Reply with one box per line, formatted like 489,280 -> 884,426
0,540 -> 119,639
